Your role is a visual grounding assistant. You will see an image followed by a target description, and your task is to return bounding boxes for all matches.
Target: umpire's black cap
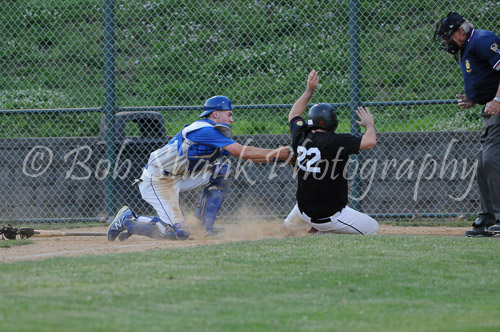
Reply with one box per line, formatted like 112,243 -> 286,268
434,12 -> 465,42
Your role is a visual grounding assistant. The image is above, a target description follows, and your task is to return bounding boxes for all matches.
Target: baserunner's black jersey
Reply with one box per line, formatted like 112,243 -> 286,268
289,116 -> 362,219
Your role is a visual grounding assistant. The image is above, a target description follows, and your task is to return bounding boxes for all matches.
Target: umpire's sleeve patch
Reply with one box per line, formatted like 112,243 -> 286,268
491,43 -> 499,53
294,119 -> 304,127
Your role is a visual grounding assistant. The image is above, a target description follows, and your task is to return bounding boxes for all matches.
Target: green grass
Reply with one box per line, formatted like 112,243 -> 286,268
381,220 -> 471,227
0,239 -> 33,248
1,235 -> 500,331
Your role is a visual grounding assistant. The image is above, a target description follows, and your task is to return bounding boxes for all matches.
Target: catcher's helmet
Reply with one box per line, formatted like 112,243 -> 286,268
199,96 -> 233,118
434,12 -> 465,54
307,103 -> 338,132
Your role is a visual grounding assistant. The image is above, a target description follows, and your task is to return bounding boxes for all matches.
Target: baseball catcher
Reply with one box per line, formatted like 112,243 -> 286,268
108,96 -> 292,241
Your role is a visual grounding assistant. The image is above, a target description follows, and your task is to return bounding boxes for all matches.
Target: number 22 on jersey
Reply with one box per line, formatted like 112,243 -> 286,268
296,146 -> 321,174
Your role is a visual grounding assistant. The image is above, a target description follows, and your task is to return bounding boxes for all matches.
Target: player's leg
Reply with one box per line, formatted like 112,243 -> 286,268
312,206 -> 379,235
118,216 -> 189,241
115,176 -> 190,240
140,177 -> 183,225
195,164 -> 232,235
107,205 -> 180,241
483,116 -> 500,233
467,116 -> 496,237
467,151 -> 496,237
284,203 -> 312,232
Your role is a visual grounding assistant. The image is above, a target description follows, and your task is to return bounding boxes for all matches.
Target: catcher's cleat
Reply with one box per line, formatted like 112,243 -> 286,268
107,206 -> 133,241
170,223 -> 190,240
118,231 -> 132,241
205,226 -> 225,237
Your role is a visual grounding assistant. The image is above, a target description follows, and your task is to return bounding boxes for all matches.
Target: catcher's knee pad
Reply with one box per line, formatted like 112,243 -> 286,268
196,164 -> 232,231
211,163 -> 232,185
204,163 -> 232,197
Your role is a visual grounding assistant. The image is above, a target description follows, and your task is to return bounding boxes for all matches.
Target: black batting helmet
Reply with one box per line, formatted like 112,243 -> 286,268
434,12 -> 465,54
307,103 -> 338,132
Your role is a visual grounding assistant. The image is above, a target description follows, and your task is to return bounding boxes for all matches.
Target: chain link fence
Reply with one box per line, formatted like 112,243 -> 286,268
1,0 -> 499,223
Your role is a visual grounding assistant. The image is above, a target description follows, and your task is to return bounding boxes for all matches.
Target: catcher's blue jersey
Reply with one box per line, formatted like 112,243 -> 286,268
162,119 -> 234,173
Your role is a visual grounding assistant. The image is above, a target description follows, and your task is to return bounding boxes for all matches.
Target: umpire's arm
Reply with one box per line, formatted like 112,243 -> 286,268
356,107 -> 377,150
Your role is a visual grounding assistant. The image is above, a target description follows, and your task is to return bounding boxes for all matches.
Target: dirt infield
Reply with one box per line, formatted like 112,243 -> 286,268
1,222 -> 471,262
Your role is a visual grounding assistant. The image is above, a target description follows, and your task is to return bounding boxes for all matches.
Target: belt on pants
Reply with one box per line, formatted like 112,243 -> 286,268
298,206 -> 338,224
310,217 -> 332,224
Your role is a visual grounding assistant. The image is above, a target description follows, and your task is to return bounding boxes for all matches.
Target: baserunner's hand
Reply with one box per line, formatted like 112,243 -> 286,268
356,107 -> 374,128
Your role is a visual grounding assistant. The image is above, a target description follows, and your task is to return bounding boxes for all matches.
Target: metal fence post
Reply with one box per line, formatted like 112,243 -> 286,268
104,0 -> 117,219
349,0 -> 362,211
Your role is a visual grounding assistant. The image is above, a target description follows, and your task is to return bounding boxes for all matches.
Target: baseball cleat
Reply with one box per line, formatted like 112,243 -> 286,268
464,225 -> 493,238
107,206 -> 133,241
160,223 -> 191,241
205,226 -> 225,237
172,222 -> 191,240
487,222 -> 500,233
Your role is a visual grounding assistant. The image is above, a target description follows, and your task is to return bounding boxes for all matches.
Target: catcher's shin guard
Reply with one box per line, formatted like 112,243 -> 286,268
123,217 -> 164,239
196,164 -> 232,232
124,217 -> 190,240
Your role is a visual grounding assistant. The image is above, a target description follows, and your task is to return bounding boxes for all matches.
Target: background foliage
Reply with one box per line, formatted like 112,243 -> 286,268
1,1 -> 499,136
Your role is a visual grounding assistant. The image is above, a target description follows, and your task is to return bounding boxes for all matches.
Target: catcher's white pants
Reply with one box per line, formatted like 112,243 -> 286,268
284,204 -> 379,235
138,167 -> 211,227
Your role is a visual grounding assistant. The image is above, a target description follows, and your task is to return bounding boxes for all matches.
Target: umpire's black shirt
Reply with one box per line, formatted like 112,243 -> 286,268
290,116 -> 362,219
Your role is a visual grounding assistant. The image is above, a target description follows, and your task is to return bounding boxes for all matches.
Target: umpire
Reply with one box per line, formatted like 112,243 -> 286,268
434,12 -> 500,237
